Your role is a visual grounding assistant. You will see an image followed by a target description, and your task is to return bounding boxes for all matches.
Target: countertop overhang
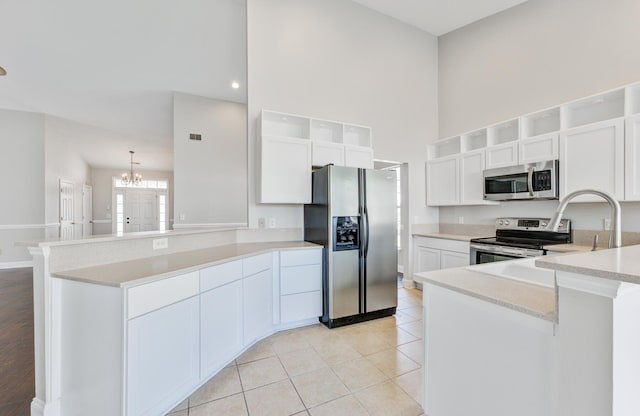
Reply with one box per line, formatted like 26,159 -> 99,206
51,241 -> 321,288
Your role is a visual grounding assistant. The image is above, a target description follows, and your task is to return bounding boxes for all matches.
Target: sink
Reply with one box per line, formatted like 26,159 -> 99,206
467,258 -> 555,287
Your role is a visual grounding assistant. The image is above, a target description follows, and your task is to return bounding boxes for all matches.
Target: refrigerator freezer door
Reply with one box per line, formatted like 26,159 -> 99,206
362,169 -> 398,313
329,166 -> 360,216
330,250 -> 360,319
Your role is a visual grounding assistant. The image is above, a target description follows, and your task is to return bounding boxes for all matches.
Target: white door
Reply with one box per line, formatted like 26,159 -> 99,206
559,119 -> 624,202
82,185 -> 93,237
59,180 -> 74,240
125,189 -> 158,232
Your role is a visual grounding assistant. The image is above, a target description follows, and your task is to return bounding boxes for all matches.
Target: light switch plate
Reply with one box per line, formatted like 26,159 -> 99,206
153,238 -> 168,250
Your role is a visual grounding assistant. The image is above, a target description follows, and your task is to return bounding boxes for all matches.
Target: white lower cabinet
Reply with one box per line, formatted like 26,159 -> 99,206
58,247 -> 323,416
279,249 -> 322,324
127,296 -> 200,416
243,269 -> 273,345
413,236 -> 470,279
200,280 -> 243,377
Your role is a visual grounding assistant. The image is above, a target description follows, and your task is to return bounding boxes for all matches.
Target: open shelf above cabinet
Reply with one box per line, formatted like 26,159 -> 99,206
563,89 -> 625,129
626,83 -> 640,116
262,111 -> 310,139
461,129 -> 487,152
488,119 -> 519,145
522,108 -> 561,138
310,119 -> 343,143
343,124 -> 372,147
428,136 -> 461,159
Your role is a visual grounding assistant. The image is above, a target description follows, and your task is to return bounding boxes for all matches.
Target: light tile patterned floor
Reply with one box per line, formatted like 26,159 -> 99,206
168,287 -> 424,416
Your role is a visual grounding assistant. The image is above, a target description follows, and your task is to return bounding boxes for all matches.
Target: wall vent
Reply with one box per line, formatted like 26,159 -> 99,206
189,133 -> 202,141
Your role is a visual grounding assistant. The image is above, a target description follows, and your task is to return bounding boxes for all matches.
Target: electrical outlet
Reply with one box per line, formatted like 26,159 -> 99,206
458,216 -> 464,225
258,218 -> 266,228
179,213 -> 186,221
268,218 -> 276,229
153,238 -> 168,250
603,218 -> 611,231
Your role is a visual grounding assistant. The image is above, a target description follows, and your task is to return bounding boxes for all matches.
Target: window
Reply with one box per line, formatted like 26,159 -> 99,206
113,178 -> 168,189
383,165 -> 402,250
158,194 -> 166,232
116,193 -> 124,235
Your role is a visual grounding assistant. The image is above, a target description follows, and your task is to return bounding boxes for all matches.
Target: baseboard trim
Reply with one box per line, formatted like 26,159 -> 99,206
0,261 -> 33,270
30,397 -> 60,416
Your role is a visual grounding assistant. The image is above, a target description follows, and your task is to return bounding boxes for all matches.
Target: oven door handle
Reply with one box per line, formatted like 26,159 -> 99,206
470,243 -> 543,258
527,167 -> 535,197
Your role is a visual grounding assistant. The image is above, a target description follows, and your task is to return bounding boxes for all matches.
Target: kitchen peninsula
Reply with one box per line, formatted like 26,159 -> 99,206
21,229 -> 322,416
415,246 -> 640,416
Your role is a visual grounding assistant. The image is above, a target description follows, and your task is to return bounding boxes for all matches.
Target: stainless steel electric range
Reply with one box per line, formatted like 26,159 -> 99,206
470,217 -> 571,265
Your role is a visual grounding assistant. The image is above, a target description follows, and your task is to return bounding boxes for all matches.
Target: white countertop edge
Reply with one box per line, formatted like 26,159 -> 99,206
17,227 -> 243,248
51,242 -> 322,288
415,268 -> 557,322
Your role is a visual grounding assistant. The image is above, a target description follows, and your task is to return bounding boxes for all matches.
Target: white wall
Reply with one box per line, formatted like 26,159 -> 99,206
173,92 -> 248,227
0,109 -> 46,265
437,0 -> 640,230
439,0 -> 640,138
91,168 -> 174,235
44,116 -> 92,238
247,0 -> 440,272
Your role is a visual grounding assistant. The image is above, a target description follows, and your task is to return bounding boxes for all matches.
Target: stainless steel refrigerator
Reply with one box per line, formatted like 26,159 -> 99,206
304,165 -> 397,328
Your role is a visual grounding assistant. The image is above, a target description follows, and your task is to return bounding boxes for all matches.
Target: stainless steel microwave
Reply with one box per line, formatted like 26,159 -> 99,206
483,160 -> 559,201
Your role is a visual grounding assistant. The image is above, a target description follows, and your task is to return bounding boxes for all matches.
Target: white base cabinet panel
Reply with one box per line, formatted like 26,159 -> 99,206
243,269 -> 273,346
127,296 -> 200,416
200,280 -> 243,378
279,249 -> 323,324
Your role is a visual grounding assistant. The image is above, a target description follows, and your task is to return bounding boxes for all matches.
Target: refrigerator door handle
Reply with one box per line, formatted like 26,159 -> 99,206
363,206 -> 370,257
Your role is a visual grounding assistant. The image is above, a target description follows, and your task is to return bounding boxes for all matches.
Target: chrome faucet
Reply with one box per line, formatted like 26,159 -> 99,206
547,189 -> 621,248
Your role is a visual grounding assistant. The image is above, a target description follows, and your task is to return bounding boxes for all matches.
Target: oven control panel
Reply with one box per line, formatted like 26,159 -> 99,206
495,217 -> 571,233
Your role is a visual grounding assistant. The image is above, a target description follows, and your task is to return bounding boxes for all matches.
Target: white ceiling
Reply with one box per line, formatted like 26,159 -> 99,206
0,0 -> 526,171
351,0 -> 528,36
0,0 -> 246,171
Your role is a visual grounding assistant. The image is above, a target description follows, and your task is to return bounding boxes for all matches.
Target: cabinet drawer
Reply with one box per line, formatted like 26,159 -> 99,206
281,264 -> 322,295
414,236 -> 469,254
281,291 -> 322,323
243,253 -> 272,276
280,249 -> 322,267
200,260 -> 243,292
127,271 -> 199,319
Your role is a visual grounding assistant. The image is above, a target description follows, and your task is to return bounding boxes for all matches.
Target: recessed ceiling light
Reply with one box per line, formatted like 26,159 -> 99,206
231,81 -> 240,89
0,66 -> 6,76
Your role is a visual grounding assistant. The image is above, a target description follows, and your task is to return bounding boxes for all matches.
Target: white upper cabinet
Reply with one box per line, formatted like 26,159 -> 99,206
520,108 -> 561,164
459,149 -> 486,205
559,119 -> 624,202
258,110 -> 373,203
426,155 -> 459,206
486,120 -> 519,169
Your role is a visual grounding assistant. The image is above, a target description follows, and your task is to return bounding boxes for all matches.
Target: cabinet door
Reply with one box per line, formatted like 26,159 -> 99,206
243,269 -> 273,346
414,246 -> 441,275
519,134 -> 558,164
259,136 -> 311,203
485,142 -> 518,169
459,150 -> 486,205
625,116 -> 640,201
559,119 -> 624,202
426,157 -> 459,206
440,250 -> 469,269
344,145 -> 374,168
127,297 -> 199,416
200,280 -> 243,378
312,141 -> 345,167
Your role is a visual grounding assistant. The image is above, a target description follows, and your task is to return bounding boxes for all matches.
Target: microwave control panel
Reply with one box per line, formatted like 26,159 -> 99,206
532,170 -> 553,191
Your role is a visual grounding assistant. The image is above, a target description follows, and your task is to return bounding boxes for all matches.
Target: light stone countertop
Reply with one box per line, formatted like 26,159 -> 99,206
536,244 -> 640,284
543,243 -> 593,253
415,267 -> 556,322
51,241 -> 321,288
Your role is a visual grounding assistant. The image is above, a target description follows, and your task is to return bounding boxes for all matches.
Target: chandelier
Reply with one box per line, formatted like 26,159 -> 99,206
121,150 -> 142,186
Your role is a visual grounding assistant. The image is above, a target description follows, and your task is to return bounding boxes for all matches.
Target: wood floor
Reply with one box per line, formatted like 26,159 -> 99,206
0,268 -> 34,416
